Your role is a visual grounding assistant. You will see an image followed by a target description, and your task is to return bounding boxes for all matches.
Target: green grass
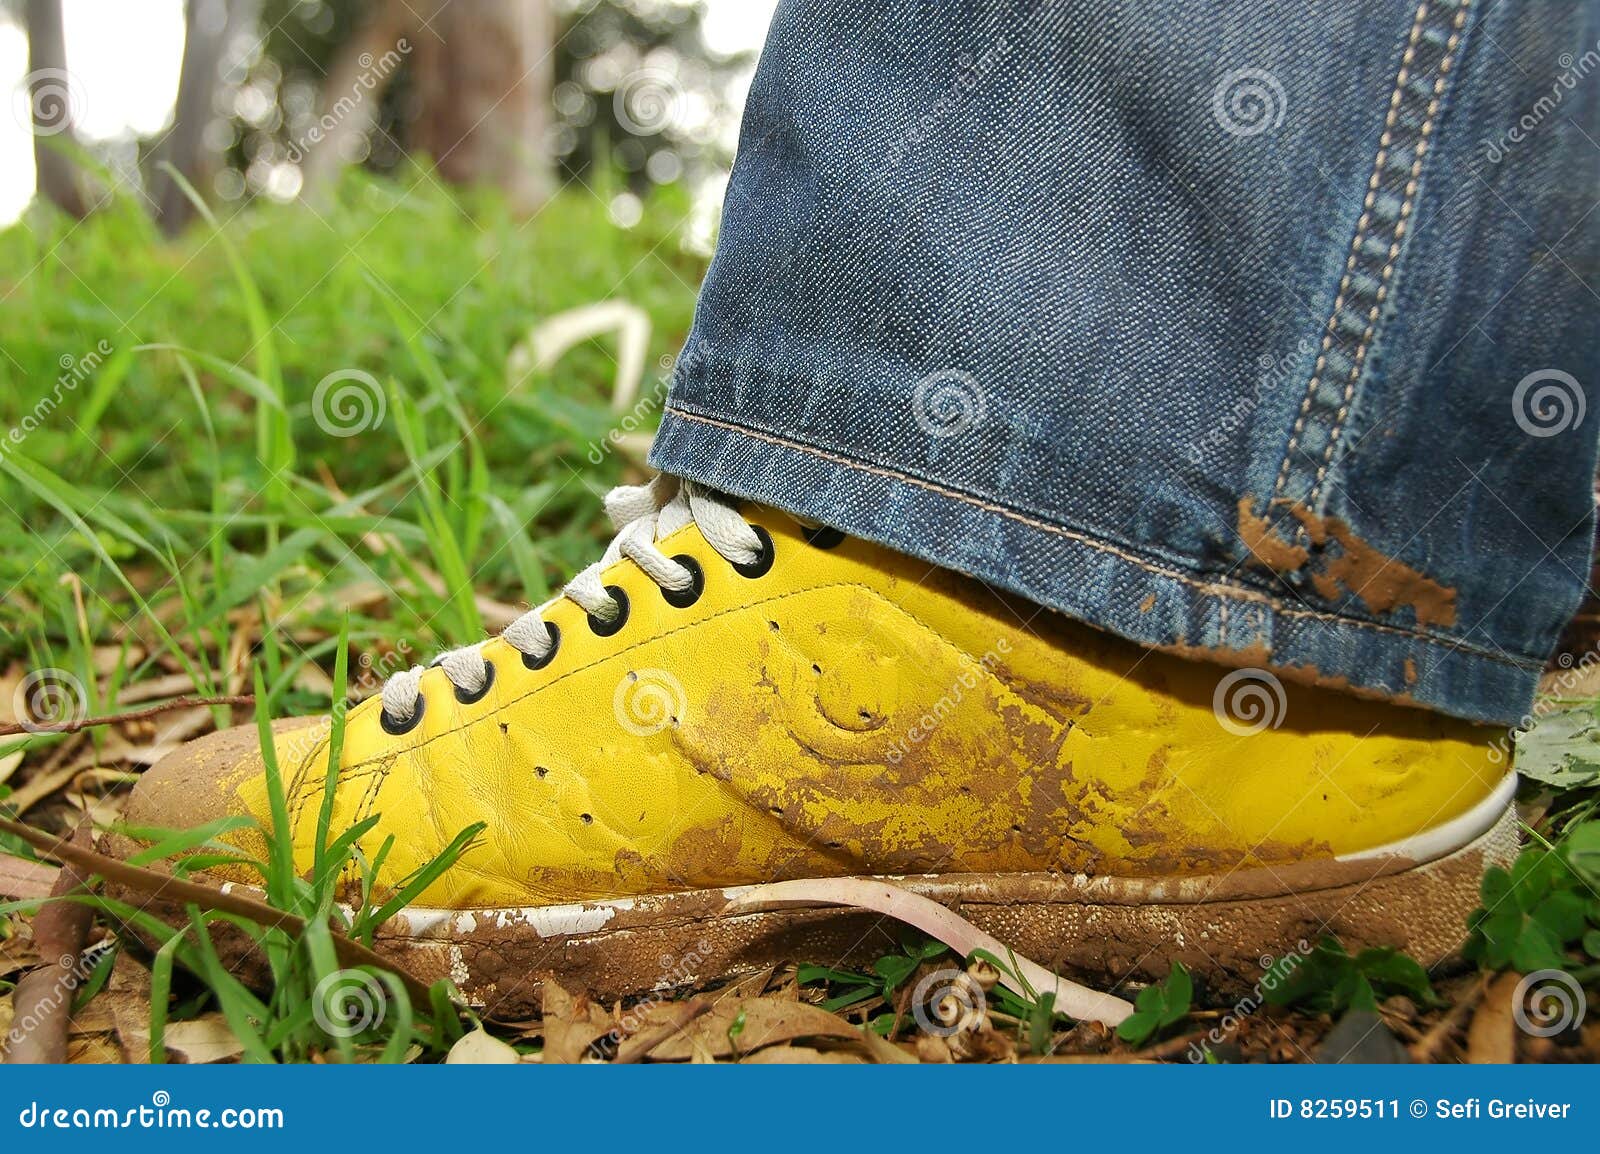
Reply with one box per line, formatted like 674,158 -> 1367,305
0,165 -> 705,732
0,170 -> 707,1059
0,621 -> 483,1062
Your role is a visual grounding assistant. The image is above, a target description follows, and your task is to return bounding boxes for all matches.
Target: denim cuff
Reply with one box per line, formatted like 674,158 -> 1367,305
652,403 -> 1544,726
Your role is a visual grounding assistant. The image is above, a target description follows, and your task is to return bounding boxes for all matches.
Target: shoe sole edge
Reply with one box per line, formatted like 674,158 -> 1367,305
374,783 -> 1517,1015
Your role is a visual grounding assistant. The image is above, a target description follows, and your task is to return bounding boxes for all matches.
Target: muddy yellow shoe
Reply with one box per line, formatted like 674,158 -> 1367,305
120,477 -> 1515,1013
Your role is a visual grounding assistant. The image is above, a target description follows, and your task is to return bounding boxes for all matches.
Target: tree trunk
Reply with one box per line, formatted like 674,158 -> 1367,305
149,0 -> 262,235
299,0 -> 417,199
410,0 -> 554,212
23,0 -> 85,218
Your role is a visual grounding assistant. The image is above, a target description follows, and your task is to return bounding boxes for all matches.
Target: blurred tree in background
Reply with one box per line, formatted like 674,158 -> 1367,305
13,0 -> 751,232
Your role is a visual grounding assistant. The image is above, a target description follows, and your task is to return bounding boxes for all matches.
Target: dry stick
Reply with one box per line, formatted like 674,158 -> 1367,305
4,822 -> 95,1064
0,816 -> 433,1007
0,696 -> 255,737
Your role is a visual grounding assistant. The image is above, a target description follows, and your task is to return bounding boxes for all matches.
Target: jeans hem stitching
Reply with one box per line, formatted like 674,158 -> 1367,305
659,403 -> 1540,672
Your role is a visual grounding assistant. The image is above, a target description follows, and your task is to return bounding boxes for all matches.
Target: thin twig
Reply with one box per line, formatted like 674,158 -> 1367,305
0,696 -> 254,737
4,822 -> 94,1064
0,815 -> 434,1007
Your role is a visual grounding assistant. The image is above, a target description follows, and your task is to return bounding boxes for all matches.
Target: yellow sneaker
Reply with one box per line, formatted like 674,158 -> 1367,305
119,477 -> 1515,1013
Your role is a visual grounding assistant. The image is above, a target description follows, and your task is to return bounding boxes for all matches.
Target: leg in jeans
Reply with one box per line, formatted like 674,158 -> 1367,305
122,0 -> 1598,1007
653,0 -> 1600,726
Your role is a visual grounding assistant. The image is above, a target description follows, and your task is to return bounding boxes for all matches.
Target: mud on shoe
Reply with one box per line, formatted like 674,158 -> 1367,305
116,476 -> 1516,1016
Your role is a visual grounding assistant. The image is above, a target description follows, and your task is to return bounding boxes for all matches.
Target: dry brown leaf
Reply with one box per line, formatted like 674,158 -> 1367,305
67,1034 -> 124,1064
0,857 -> 57,901
7,764 -> 81,816
1466,971 -> 1521,1064
613,999 -> 713,1063
112,1015 -> 246,1065
541,980 -> 615,1064
116,673 -> 198,705
643,996 -> 863,1062
739,1045 -> 867,1064
0,748 -> 22,787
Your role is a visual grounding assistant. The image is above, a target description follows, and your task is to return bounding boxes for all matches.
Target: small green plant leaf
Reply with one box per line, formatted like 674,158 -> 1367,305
1116,962 -> 1192,1045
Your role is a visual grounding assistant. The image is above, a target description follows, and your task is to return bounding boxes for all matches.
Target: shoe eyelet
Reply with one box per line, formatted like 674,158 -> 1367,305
380,693 -> 425,736
521,623 -> 561,671
587,585 -> 630,637
802,525 -> 845,550
732,525 -> 775,579
453,659 -> 495,705
661,555 -> 704,609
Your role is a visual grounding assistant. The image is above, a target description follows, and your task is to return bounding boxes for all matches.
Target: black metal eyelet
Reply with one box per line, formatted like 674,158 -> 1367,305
732,525 -> 775,579
802,525 -> 846,550
661,555 -> 704,608
521,623 -> 561,671
453,659 -> 495,705
587,585 -> 630,636
380,693 -> 425,736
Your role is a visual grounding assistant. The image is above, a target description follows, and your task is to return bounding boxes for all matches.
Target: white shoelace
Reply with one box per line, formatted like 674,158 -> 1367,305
379,477 -> 763,727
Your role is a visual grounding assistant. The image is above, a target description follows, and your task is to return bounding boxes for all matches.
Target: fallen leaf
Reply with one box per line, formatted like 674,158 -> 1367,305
540,980 -> 614,1064
163,1018 -> 248,1064
642,997 -> 862,1061
446,1029 -> 520,1064
0,857 -> 57,901
739,1045 -> 866,1064
1512,708 -> 1600,789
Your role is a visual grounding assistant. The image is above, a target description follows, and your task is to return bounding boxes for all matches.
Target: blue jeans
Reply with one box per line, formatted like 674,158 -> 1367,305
651,0 -> 1600,725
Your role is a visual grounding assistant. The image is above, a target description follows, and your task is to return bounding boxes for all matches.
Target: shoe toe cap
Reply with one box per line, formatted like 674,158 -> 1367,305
119,716 -> 328,839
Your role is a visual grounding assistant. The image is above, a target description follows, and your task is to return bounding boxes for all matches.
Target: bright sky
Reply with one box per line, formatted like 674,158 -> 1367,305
0,0 -> 778,227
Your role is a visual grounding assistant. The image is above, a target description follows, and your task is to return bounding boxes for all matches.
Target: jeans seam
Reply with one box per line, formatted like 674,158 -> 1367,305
1270,0 -> 1472,529
661,402 -> 1542,671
